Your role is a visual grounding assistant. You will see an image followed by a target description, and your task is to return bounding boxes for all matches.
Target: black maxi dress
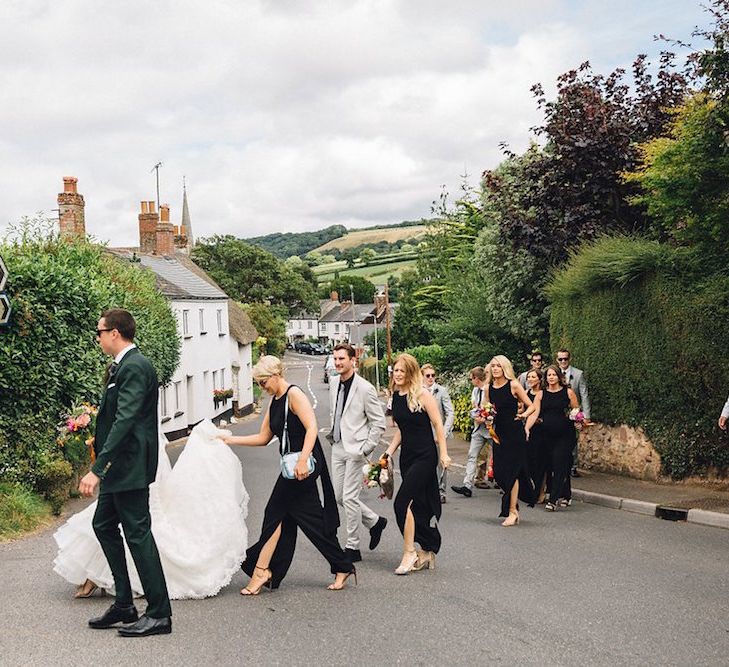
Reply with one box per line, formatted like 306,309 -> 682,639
526,389 -> 550,499
490,381 -> 536,517
541,386 -> 574,504
391,391 -> 442,553
242,386 -> 352,588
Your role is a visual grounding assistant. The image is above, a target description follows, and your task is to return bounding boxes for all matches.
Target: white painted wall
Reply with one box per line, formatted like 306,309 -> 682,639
286,316 -> 318,341
230,337 -> 254,410
160,298 -> 235,435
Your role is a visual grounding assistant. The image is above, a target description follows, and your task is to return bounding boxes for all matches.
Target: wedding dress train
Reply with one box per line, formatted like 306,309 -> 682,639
53,419 -> 249,599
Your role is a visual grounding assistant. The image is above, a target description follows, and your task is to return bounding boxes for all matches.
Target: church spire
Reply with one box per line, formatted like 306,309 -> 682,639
180,177 -> 193,248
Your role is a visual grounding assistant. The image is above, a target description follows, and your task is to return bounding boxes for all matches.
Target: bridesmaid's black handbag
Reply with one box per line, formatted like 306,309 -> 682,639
280,394 -> 316,480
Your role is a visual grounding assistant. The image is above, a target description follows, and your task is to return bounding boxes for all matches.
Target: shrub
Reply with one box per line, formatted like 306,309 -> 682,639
402,344 -> 445,371
549,238 -> 729,478
451,394 -> 473,438
0,482 -> 52,541
0,220 -> 180,503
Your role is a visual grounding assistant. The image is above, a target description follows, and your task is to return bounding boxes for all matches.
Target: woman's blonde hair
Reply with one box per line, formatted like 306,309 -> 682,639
391,353 -> 424,412
252,355 -> 284,380
486,355 -> 517,384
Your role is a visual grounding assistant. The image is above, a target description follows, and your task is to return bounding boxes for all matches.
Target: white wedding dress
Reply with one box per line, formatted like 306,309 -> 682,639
53,419 -> 249,599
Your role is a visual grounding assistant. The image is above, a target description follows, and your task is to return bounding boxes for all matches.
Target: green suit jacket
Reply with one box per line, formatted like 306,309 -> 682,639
91,347 -> 160,493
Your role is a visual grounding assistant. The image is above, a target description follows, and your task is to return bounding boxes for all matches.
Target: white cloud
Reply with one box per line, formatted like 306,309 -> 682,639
0,0 -> 707,246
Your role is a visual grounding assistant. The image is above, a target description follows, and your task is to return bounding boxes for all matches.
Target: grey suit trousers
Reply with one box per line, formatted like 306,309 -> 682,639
331,442 -> 379,550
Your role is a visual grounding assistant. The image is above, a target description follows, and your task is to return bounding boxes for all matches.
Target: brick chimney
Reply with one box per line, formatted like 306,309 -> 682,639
58,177 -> 85,238
156,204 -> 174,256
138,201 -> 158,253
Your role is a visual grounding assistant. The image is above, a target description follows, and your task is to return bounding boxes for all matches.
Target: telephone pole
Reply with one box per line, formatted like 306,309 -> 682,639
151,161 -> 163,212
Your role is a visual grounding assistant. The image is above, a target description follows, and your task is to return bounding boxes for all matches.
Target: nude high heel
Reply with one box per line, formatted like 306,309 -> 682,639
240,566 -> 273,596
327,567 -> 357,591
501,510 -> 520,527
413,551 -> 435,571
395,550 -> 419,575
74,580 -> 106,598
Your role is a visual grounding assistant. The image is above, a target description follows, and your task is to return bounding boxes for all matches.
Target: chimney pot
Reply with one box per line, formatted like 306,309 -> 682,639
160,204 -> 170,222
63,176 -> 78,193
148,201 -> 156,213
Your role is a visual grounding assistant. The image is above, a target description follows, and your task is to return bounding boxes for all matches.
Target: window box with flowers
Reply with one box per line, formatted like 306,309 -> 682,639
213,388 -> 234,409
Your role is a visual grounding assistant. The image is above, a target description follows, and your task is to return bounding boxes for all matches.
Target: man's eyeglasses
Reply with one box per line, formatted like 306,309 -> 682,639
424,373 -> 435,378
96,328 -> 113,337
557,357 -> 569,362
531,358 -> 542,364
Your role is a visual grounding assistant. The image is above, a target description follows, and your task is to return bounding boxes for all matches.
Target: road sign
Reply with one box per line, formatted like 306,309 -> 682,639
0,293 -> 10,326
0,254 -> 6,291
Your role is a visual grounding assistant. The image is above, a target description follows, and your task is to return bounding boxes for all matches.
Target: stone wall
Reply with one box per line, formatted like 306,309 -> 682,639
578,423 -> 662,480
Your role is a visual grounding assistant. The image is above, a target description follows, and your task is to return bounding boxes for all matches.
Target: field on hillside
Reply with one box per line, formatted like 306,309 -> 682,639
315,258 -> 417,285
314,224 -> 427,252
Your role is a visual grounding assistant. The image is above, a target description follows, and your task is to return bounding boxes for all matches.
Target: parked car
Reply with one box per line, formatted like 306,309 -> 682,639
310,343 -> 328,355
294,341 -> 314,354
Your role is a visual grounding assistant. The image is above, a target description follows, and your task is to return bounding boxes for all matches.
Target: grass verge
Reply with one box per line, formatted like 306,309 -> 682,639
0,482 -> 54,542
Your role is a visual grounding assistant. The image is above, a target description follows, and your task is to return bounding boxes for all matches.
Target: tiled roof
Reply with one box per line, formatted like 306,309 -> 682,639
107,248 -> 227,300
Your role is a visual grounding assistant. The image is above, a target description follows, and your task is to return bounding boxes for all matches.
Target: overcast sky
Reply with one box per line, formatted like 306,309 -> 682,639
0,0 -> 708,247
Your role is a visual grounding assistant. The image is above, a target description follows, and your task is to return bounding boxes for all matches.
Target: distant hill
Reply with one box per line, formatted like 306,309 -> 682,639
245,220 -> 432,259
313,223 -> 428,253
245,225 -> 347,259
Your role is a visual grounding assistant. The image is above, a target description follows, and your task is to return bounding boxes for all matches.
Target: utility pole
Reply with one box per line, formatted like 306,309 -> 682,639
349,284 -> 356,349
373,289 -> 380,391
151,161 -> 163,212
385,283 -> 392,377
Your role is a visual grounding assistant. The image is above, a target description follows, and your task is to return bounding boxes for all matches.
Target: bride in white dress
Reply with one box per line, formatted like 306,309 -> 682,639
53,419 -> 249,600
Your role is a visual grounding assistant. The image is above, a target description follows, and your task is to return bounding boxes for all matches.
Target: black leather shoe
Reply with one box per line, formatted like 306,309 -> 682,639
344,547 -> 362,563
451,485 -> 472,498
118,614 -> 172,637
368,516 -> 388,551
89,603 -> 138,629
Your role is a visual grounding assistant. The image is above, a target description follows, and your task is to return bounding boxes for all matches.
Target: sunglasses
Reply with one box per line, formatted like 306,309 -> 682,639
557,357 -> 569,362
96,328 -> 113,337
531,359 -> 542,363
424,373 -> 435,378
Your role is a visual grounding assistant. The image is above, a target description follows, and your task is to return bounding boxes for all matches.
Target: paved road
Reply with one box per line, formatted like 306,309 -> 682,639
2,352 -> 728,666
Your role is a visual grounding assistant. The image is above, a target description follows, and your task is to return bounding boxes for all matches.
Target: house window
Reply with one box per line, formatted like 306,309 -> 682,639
307,320 -> 313,330
321,323 -> 327,332
335,324 -> 340,333
161,385 -> 169,417
182,310 -> 190,337
213,370 -> 219,390
199,309 -> 206,334
174,381 -> 182,414
217,309 -> 224,334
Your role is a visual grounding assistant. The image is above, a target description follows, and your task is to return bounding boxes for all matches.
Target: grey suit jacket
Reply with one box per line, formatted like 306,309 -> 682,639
430,383 -> 454,437
566,366 -> 591,419
329,373 -> 386,457
518,371 -> 529,390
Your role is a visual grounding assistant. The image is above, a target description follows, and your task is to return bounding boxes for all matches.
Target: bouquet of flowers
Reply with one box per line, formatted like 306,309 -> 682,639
568,407 -> 586,430
362,454 -> 394,499
57,403 -> 98,465
470,402 -> 496,423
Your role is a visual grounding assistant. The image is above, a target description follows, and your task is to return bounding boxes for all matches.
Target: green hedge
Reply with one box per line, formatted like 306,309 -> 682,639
549,239 -> 729,478
0,223 -> 180,511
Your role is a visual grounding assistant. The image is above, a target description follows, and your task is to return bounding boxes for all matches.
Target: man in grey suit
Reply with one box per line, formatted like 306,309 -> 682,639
329,343 -> 387,563
422,364 -> 455,503
518,351 -> 544,389
557,348 -> 591,477
452,366 -> 493,497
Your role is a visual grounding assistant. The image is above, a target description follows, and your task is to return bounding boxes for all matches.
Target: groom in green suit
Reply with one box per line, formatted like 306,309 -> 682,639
79,308 -> 172,637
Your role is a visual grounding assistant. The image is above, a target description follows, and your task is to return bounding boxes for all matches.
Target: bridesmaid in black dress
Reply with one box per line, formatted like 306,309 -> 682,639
485,355 -> 538,526
528,365 -> 580,511
523,368 -> 549,504
224,356 -> 354,593
384,353 -> 451,574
